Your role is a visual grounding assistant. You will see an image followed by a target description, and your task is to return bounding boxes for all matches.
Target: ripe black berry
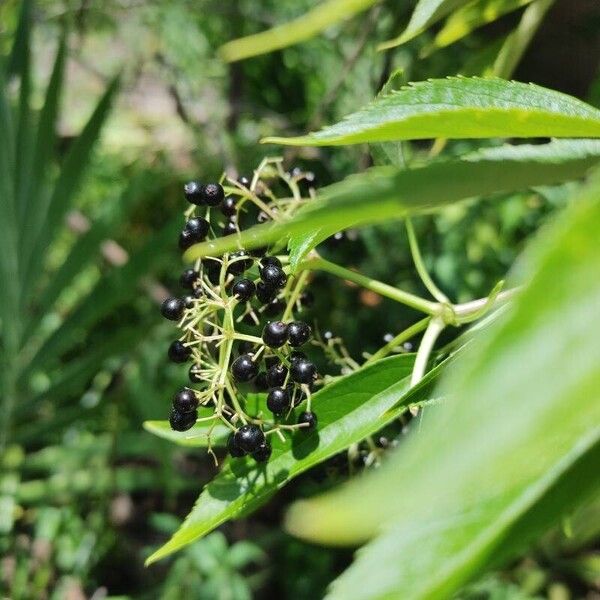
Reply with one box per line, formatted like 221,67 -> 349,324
260,264 -> 287,288
180,268 -> 199,289
290,350 -> 306,363
231,278 -> 255,301
290,358 -> 317,384
228,251 -> 252,275
238,340 -> 255,355
266,363 -> 287,388
231,354 -> 258,382
168,340 -> 191,363
227,432 -> 246,457
287,321 -> 311,347
189,365 -> 203,383
183,295 -> 195,309
169,407 -> 197,431
234,424 -> 265,453
267,387 -> 290,415
256,281 -> 276,304
184,181 -> 203,205
223,220 -> 237,236
260,256 -> 282,268
173,388 -> 198,413
179,229 -> 194,250
252,441 -> 272,462
262,321 -> 288,348
221,196 -> 237,217
193,287 -> 203,298
185,216 -> 209,239
298,411 -> 317,431
202,182 -> 224,206
161,297 -> 184,321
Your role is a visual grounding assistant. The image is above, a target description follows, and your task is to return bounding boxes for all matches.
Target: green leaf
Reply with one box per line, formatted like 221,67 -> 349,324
21,75 -> 120,301
379,0 -> 472,49
25,218 -> 180,374
7,0 -> 32,78
145,353 -> 444,564
184,139 -> 600,268
426,0 -> 534,52
283,172 -> 600,599
143,421 -> 229,448
218,0 -> 379,62
18,35 -> 66,250
262,78 -> 600,146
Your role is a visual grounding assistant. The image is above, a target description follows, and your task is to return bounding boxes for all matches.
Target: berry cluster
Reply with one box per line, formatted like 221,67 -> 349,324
160,160 -> 320,463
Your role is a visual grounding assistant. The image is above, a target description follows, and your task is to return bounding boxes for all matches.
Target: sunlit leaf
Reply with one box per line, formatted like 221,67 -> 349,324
263,78 -> 600,146
143,421 -> 230,448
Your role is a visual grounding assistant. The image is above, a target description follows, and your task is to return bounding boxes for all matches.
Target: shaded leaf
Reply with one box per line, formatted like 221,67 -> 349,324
262,78 -> 600,146
283,172 -> 600,600
218,0 -> 379,62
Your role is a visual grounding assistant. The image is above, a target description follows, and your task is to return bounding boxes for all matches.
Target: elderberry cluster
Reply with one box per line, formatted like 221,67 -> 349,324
159,161 -> 321,464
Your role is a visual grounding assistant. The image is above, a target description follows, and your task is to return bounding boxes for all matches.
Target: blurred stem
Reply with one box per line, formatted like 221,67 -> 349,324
493,0 -> 555,79
299,256 -> 439,315
405,218 -> 449,304
364,317 -> 431,365
0,362 -> 17,452
410,317 -> 446,388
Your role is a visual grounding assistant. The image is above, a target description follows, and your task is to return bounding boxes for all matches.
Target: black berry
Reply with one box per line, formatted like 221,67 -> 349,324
262,321 -> 288,348
189,365 -> 203,383
180,268 -> 199,289
202,182 -> 224,206
183,295 -> 195,309
260,264 -> 287,288
290,350 -> 307,363
299,290 -> 314,308
161,297 -> 184,321
184,181 -> 203,205
185,216 -> 209,239
238,340 -> 256,355
169,407 -> 197,431
228,251 -> 252,275
234,424 -> 265,453
290,358 -> 317,384
260,256 -> 282,269
179,229 -> 194,250
221,196 -> 237,217
256,281 -> 276,304
298,411 -> 317,431
231,354 -> 258,382
223,220 -> 238,236
168,340 -> 191,363
287,321 -> 311,347
266,363 -> 287,388
227,432 -> 246,457
231,278 -> 255,301
173,388 -> 198,413
252,441 -> 272,462
267,387 -> 290,415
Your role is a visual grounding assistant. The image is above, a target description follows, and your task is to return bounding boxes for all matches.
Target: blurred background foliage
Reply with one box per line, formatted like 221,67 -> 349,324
0,0 -> 598,598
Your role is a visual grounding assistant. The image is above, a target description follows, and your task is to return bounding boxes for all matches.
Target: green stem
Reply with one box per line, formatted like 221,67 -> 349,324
405,218 -> 449,304
282,269 -> 310,321
298,257 -> 439,315
365,317 -> 431,365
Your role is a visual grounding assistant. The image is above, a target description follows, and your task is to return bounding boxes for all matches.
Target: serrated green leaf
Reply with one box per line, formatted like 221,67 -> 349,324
263,78 -> 600,147
143,421 -> 229,448
218,0 -> 379,62
284,172 -> 600,600
379,0 -> 472,49
428,0 -> 534,52
185,140 -> 600,268
145,353 -> 445,564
